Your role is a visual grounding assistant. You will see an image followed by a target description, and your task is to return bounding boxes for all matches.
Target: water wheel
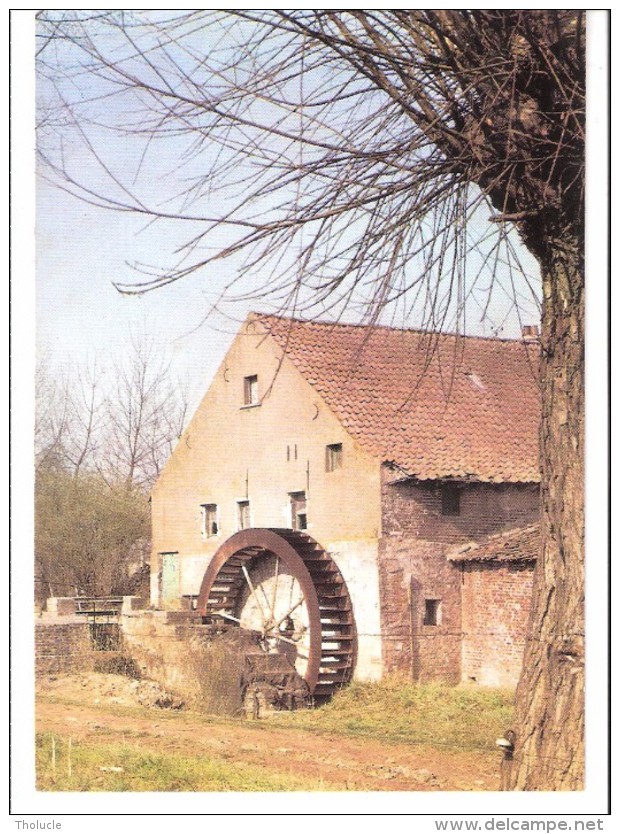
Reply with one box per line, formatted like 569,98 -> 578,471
196,528 -> 356,702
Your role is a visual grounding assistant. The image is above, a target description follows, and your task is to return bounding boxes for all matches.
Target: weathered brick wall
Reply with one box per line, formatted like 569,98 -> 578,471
460,561 -> 534,687
378,470 -> 539,683
382,477 -> 539,544
35,621 -> 94,675
379,536 -> 462,683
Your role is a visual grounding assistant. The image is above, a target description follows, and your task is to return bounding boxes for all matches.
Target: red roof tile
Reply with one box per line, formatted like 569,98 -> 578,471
447,523 -> 540,563
255,314 -> 541,483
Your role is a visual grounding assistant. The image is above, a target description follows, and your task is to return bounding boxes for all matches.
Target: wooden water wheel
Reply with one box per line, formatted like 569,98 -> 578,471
196,528 -> 356,703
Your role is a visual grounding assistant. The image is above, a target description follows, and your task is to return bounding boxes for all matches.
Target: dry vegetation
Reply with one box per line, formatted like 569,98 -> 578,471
271,676 -> 514,752
36,671 -> 512,791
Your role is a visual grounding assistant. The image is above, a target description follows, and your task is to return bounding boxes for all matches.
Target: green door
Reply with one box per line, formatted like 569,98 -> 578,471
160,552 -> 180,608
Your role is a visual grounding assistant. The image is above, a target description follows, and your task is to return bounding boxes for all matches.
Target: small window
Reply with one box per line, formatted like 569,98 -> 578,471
423,599 -> 441,626
237,500 -> 251,530
243,375 -> 258,406
441,483 -> 461,516
201,504 -> 218,538
325,443 -> 343,472
290,491 -> 307,531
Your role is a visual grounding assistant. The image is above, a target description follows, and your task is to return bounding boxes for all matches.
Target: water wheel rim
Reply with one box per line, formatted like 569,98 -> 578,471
196,529 -> 323,692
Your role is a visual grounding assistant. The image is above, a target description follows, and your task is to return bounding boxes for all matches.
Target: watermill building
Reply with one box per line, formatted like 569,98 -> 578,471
150,314 -> 541,697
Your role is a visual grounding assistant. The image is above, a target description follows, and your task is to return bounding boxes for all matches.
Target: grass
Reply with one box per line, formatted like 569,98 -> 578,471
35,732 -> 328,792
36,676 -> 513,790
269,676 -> 514,752
39,677 -> 514,752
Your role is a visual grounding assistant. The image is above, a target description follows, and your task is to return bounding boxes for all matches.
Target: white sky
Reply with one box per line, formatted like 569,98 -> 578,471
36,172 -> 544,412
36,175 -> 242,409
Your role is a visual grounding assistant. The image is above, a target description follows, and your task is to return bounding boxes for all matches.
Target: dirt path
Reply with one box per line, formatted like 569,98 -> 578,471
36,683 -> 501,791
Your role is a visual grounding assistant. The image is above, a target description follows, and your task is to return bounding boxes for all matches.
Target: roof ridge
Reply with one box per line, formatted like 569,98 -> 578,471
251,311 -> 538,345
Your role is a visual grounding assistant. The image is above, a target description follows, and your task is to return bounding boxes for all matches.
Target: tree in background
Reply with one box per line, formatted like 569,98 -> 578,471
101,337 -> 188,492
36,11 -> 589,789
35,468 -> 149,599
35,340 -> 187,601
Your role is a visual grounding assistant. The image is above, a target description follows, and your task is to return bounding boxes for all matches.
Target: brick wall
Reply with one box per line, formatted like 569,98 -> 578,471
460,561 -> 534,687
378,469 -> 538,683
381,476 -> 539,544
378,535 -> 462,683
35,621 -> 94,675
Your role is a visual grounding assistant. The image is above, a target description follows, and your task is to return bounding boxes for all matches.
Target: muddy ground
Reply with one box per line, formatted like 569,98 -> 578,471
36,673 -> 502,791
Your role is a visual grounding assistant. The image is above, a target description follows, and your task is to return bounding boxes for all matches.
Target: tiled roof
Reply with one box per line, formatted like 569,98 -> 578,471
255,314 -> 541,483
446,523 -> 540,563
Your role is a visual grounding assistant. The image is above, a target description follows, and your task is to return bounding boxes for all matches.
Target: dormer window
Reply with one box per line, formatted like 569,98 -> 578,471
243,375 -> 258,406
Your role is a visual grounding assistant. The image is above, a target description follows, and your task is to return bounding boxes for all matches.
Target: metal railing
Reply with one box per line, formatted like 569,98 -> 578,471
74,597 -> 123,651
74,597 -> 123,617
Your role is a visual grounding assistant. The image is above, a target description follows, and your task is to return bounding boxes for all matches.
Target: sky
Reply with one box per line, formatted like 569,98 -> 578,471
36,177 -> 542,414
33,10 -> 544,414
36,175 -> 240,410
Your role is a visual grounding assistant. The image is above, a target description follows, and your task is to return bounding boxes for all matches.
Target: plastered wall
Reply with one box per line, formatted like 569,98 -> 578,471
150,321 -> 383,679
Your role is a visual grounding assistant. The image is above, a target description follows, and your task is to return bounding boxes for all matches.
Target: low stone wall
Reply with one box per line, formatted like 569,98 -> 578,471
35,597 -> 144,678
118,611 -> 214,705
35,597 -> 236,712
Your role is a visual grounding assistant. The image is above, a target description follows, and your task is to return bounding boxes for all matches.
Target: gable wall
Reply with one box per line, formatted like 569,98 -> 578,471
378,473 -> 539,683
150,322 -> 383,678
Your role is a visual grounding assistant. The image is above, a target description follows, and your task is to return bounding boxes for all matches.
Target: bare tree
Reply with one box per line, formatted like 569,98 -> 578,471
35,357 -> 105,477
35,341 -> 187,490
35,356 -> 70,472
34,342 -> 187,598
64,364 -> 105,478
101,336 -> 188,492
36,10 -> 587,789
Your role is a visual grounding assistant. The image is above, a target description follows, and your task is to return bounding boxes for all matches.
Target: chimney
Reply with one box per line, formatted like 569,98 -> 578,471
521,324 -> 539,342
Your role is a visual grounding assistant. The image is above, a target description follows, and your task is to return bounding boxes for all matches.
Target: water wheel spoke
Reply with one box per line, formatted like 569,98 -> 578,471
258,581 -> 271,613
241,564 -> 268,624
269,556 -> 280,624
272,596 -> 305,631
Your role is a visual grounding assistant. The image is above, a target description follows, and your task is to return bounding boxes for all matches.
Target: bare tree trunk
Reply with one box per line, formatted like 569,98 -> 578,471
510,236 -> 584,790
